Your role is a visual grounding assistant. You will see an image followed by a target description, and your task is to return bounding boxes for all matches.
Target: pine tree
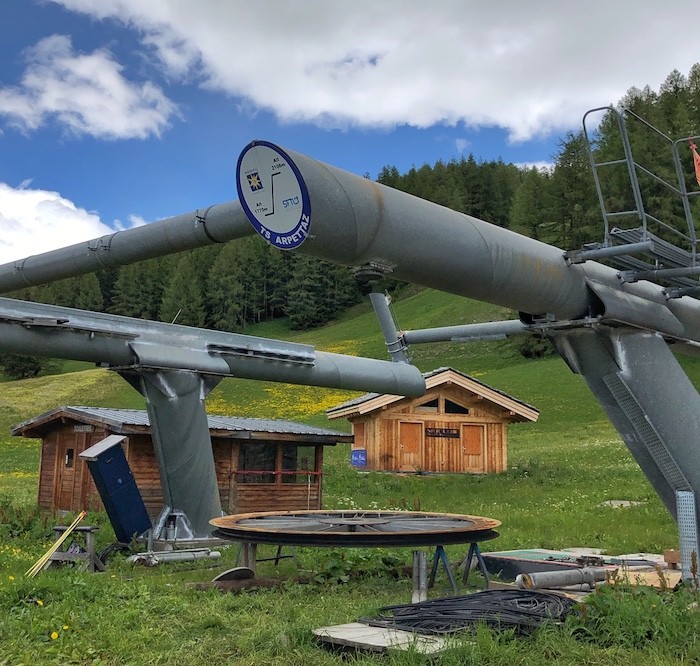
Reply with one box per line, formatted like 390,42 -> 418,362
206,243 -> 246,331
160,251 -> 207,327
509,168 -> 550,240
110,258 -> 169,320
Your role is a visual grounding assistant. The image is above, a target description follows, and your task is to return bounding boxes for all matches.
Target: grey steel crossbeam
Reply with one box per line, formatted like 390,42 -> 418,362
0,297 -> 425,397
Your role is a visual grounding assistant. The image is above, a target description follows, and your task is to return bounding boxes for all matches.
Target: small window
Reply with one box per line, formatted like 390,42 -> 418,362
445,399 -> 470,415
415,398 -> 439,413
65,448 -> 74,468
282,445 -> 317,484
237,443 -> 320,484
238,443 -> 275,483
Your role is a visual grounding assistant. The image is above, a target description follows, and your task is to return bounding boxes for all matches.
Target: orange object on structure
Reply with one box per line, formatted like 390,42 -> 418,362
689,141 -> 700,187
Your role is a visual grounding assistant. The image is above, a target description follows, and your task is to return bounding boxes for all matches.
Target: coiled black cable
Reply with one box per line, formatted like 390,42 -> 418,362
362,589 -> 578,635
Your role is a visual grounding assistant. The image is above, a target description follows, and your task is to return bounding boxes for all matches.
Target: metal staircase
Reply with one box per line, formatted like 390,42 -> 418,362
570,106 -> 700,297
603,372 -> 691,494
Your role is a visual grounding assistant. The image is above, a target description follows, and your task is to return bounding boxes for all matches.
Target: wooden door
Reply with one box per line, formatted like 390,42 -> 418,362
398,422 -> 423,471
54,433 -> 79,510
462,425 -> 484,472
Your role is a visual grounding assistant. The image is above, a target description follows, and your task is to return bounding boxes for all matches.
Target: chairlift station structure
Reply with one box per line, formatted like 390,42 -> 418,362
1,106 -> 700,541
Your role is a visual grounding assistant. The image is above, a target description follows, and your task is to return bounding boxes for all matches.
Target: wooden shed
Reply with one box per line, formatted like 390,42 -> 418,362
12,406 -> 352,518
327,367 -> 538,474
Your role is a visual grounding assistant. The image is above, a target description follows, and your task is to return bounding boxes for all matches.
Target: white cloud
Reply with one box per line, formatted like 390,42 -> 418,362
52,0 -> 700,141
455,138 -> 470,155
514,161 -> 554,173
0,34 -> 178,139
127,214 -> 148,228
0,182 -> 139,265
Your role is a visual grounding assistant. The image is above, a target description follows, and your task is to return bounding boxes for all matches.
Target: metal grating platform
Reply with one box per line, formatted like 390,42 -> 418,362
579,106 -> 700,294
676,491 -> 699,580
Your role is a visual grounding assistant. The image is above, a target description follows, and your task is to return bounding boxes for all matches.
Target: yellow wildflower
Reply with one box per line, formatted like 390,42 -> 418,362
36,599 -> 44,606
50,631 -> 58,640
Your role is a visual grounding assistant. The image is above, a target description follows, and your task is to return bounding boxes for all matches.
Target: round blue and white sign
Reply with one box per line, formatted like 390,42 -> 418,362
236,141 -> 311,250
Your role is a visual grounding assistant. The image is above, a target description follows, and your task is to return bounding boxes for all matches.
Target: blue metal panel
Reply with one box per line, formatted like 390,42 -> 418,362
81,436 -> 151,543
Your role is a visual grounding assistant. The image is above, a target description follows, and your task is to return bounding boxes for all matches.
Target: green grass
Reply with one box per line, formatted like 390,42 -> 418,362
1,288 -> 698,664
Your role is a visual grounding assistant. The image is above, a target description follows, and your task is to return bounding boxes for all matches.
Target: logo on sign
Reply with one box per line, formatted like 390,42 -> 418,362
247,172 -> 263,191
351,449 -> 367,467
236,141 -> 312,251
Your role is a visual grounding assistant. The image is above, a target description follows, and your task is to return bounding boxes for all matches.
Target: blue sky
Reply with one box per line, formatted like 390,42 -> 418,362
0,0 -> 698,264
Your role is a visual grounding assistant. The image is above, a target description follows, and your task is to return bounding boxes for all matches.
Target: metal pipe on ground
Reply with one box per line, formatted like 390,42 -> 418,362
516,567 -> 611,590
127,548 -> 222,566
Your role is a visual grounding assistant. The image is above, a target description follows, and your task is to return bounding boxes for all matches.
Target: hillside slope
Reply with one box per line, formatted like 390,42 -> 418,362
2,286 -> 693,550
0,286 -> 666,435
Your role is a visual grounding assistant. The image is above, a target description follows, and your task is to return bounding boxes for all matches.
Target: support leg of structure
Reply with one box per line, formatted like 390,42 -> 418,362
240,543 -> 258,574
461,542 -> 489,589
120,369 -> 222,538
428,545 -> 458,593
676,491 -> 700,582
554,328 -> 700,525
412,550 -> 428,603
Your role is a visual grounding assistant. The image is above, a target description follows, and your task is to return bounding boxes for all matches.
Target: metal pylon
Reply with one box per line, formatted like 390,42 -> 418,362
553,327 -> 700,524
120,369 -> 223,538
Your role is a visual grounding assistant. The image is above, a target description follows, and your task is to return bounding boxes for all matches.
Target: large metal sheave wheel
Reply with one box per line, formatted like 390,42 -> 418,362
210,510 -> 500,547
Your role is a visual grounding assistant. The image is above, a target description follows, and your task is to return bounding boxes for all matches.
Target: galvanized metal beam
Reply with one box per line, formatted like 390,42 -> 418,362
553,328 -> 700,525
0,297 -> 425,396
122,369 -> 223,538
0,202 -> 253,292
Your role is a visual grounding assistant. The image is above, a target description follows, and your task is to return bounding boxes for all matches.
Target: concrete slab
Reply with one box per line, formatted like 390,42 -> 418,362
599,500 -> 646,508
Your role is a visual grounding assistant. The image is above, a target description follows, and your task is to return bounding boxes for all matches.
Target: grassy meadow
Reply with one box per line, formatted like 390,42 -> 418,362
1,288 -> 700,664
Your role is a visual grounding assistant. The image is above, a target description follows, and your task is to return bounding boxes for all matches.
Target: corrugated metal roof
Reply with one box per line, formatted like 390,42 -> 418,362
13,405 -> 351,439
328,391 -> 382,412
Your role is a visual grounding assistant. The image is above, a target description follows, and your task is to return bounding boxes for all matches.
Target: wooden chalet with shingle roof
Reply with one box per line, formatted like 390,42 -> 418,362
327,367 -> 538,474
13,406 -> 352,517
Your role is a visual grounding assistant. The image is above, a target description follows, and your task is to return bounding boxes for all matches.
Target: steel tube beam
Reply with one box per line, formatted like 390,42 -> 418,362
235,142 -> 700,346
403,320 -> 528,344
0,202 -> 253,291
0,297 -> 425,396
516,567 -> 608,590
237,142 -> 590,320
368,292 -> 410,363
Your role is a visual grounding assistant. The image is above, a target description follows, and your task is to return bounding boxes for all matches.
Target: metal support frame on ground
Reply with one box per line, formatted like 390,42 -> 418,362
428,545 -> 458,594
5,127 -> 700,546
461,542 -> 491,588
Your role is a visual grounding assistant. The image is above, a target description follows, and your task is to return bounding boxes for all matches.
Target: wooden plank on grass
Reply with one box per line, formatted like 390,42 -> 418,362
313,622 -> 447,654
